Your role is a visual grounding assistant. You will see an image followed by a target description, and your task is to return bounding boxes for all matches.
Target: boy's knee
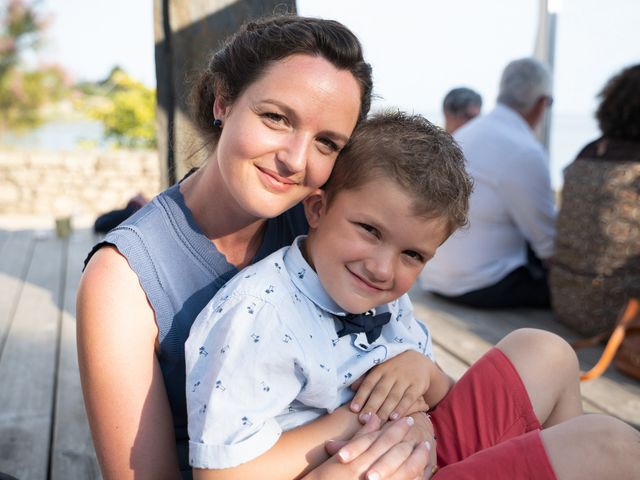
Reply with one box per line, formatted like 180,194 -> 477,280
497,328 -> 579,373
498,328 -> 574,358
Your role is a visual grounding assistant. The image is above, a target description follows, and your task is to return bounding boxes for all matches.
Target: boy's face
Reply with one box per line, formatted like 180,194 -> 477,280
303,177 -> 450,314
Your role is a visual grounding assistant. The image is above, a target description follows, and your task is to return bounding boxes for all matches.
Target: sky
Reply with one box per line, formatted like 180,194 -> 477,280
33,0 -> 640,185
40,0 -> 156,87
39,0 -> 640,114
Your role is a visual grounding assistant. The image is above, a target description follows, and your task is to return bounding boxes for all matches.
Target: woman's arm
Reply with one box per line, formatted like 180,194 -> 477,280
77,246 -> 181,480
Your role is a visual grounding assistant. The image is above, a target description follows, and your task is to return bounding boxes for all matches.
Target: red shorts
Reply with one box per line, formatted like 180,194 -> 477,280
430,348 -> 557,479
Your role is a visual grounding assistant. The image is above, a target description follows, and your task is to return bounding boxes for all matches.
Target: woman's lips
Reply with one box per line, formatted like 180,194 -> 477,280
257,166 -> 298,192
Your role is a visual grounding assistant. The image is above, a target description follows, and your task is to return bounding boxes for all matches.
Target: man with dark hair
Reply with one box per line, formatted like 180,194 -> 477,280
442,87 -> 482,133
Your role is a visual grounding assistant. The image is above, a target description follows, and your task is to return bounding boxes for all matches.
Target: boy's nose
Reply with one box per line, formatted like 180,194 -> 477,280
364,253 -> 394,285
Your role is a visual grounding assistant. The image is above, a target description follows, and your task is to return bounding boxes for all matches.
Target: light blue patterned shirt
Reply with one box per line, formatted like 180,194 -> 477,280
186,236 -> 434,469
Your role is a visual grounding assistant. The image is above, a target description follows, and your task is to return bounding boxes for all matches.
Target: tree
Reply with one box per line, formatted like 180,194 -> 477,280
0,0 -> 40,77
87,67 -> 157,148
0,0 -> 67,130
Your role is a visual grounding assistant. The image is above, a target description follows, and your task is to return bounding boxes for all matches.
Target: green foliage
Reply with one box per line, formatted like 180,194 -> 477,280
87,68 -> 157,149
0,64 -> 66,129
0,1 -> 156,147
0,0 -> 69,131
0,0 -> 41,77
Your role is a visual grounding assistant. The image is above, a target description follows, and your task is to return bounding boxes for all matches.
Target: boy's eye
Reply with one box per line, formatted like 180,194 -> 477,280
403,250 -> 425,263
358,223 -> 379,238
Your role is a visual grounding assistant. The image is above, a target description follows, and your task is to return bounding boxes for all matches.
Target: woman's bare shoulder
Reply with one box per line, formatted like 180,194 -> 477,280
78,244 -> 157,342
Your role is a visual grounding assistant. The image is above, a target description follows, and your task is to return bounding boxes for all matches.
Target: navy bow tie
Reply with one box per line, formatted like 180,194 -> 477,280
337,310 -> 392,344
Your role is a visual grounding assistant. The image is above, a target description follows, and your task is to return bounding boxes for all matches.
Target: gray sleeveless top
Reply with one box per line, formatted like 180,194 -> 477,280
85,182 -> 308,476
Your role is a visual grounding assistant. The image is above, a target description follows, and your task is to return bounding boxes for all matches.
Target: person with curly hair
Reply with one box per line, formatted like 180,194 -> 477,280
550,63 -> 640,335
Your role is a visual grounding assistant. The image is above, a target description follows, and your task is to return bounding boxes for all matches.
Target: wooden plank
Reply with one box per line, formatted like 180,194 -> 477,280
50,228 -> 102,479
409,288 -> 640,426
0,228 -> 9,251
0,230 -> 34,356
432,344 -> 468,381
430,341 -> 606,415
0,232 -> 64,480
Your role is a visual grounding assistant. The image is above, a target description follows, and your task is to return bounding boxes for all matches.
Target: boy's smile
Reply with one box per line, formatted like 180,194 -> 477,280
303,177 -> 450,314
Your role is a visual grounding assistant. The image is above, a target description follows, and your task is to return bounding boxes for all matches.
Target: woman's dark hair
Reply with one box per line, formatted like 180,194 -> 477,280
596,63 -> 640,140
189,14 -> 373,148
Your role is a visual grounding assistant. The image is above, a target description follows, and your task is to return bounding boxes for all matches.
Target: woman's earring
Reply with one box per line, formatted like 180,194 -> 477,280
213,118 -> 223,129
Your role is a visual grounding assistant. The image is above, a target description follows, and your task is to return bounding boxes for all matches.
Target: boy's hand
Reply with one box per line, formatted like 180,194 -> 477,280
350,350 -> 432,422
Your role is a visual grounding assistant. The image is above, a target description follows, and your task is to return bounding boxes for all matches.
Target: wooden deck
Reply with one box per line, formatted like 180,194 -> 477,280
0,221 -> 638,479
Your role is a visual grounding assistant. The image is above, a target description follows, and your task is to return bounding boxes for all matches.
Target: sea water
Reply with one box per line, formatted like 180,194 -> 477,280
0,113 -> 600,190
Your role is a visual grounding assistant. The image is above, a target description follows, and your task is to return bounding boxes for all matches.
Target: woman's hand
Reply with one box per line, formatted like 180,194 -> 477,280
350,351 -> 433,422
322,413 -> 437,480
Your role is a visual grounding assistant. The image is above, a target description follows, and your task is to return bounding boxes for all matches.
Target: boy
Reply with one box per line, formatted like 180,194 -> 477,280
186,110 -> 471,475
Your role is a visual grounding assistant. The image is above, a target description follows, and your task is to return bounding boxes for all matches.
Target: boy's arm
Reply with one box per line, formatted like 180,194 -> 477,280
423,360 -> 455,409
193,405 -> 360,480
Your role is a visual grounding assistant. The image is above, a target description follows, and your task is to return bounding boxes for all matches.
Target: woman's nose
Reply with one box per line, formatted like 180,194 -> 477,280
276,133 -> 310,174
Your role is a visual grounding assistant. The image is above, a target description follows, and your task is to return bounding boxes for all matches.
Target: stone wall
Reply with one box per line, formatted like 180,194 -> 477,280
0,150 -> 162,216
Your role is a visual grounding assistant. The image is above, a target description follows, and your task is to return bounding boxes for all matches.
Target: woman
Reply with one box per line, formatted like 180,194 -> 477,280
551,64 -> 640,336
77,15 -> 432,480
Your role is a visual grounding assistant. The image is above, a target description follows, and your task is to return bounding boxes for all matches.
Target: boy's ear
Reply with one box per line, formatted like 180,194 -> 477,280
303,189 -> 327,228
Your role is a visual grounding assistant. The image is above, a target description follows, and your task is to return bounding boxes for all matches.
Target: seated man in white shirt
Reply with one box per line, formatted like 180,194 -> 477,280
420,57 -> 556,309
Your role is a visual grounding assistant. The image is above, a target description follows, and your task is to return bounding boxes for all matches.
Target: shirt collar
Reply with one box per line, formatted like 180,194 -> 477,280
493,103 -> 535,136
284,235 -> 351,317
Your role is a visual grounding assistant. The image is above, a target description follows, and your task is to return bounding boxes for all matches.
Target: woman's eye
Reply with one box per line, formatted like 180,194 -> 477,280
316,137 -> 339,153
262,112 -> 287,125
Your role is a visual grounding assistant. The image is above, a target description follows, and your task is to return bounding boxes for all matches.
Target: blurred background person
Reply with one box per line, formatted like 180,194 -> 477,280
442,87 -> 483,134
93,193 -> 148,234
550,63 -> 640,336
420,58 -> 556,309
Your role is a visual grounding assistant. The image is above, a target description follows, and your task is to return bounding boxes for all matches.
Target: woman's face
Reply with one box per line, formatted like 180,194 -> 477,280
213,53 -> 362,220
